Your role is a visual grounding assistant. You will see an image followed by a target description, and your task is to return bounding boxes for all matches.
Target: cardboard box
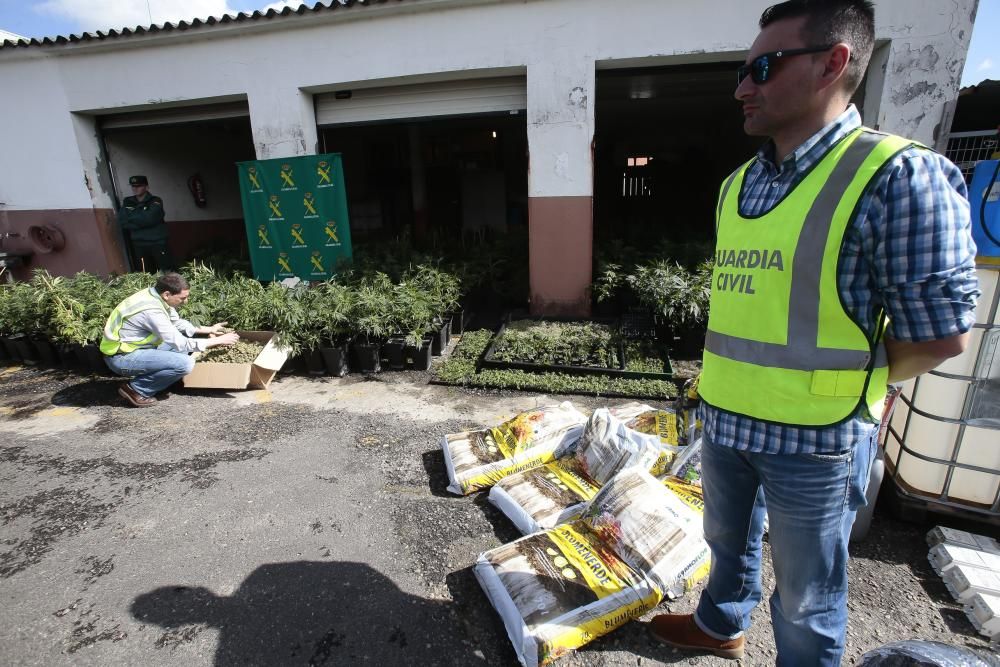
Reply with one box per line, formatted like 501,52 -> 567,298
182,331 -> 288,390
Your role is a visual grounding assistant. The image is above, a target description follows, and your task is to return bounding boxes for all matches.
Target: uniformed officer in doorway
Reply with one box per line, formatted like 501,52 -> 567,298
119,175 -> 174,272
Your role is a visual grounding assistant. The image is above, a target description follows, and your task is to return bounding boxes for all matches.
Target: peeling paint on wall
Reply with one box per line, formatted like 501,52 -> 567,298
893,44 -> 940,74
892,80 -> 938,106
568,86 -> 587,110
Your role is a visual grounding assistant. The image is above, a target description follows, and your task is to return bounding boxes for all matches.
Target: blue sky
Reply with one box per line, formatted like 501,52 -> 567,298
0,0 -> 997,86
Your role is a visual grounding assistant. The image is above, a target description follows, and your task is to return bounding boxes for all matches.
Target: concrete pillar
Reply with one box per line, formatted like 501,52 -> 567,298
248,86 -> 319,160
865,3 -> 977,145
526,56 -> 596,316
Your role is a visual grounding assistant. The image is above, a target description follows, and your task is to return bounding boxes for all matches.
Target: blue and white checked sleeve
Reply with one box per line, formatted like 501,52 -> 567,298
848,149 -> 980,343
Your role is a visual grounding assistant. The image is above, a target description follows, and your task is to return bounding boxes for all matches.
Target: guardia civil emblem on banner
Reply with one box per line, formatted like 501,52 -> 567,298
324,220 -> 340,247
267,195 -> 283,221
303,192 -> 319,219
290,223 -> 307,248
316,160 -> 334,189
279,164 -> 297,191
247,166 -> 263,193
257,224 -> 272,248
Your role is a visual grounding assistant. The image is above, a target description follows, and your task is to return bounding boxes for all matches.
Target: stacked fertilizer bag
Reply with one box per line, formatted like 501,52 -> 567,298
488,403 -> 687,535
441,402 -> 589,495
474,467 -> 710,667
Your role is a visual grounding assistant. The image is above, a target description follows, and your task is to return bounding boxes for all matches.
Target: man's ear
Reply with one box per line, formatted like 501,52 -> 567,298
818,43 -> 851,91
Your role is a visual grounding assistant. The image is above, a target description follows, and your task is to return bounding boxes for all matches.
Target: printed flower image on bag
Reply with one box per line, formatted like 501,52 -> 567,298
440,402 -> 588,495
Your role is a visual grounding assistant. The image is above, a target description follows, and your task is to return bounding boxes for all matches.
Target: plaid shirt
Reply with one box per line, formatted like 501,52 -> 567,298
701,105 -> 980,454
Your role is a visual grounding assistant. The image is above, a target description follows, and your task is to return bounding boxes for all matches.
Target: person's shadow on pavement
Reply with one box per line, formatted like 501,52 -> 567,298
131,560 -> 488,666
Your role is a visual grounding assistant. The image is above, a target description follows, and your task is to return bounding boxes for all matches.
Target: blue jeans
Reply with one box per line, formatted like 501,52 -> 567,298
104,343 -> 195,398
693,430 -> 877,666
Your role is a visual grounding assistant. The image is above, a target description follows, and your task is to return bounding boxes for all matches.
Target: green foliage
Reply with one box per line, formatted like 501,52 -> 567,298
493,320 -> 617,368
592,240 -> 714,333
435,329 -> 678,399
349,273 -> 396,344
627,260 -> 713,328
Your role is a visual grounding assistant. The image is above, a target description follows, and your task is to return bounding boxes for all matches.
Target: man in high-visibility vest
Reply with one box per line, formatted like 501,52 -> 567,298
102,272 -> 238,407
648,1 -> 979,664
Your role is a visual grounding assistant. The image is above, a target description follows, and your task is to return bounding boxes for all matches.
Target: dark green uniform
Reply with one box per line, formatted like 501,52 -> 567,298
119,192 -> 174,272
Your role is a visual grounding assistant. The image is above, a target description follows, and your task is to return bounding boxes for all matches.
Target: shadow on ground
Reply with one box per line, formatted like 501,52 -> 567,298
51,378 -> 124,408
131,560 -> 486,666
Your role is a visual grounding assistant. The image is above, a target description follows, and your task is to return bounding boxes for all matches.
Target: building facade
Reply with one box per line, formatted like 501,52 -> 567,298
0,0 -> 980,313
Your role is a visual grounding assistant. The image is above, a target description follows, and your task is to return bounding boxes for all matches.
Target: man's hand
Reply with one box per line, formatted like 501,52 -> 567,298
886,333 -> 969,384
205,332 -> 239,348
201,321 -> 230,336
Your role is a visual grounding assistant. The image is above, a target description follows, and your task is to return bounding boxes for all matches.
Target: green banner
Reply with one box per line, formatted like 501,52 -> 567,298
237,153 -> 353,281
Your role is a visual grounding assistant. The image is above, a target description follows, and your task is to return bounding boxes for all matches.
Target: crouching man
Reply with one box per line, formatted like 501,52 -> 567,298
101,272 -> 238,407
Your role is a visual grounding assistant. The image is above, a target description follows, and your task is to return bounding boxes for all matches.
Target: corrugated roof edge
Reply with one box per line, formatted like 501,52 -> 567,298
0,0 -> 399,50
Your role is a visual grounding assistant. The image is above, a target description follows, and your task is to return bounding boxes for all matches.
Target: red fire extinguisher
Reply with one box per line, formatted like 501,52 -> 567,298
188,173 -> 208,208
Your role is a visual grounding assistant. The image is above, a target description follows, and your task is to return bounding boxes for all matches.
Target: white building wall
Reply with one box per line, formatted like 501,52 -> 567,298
0,0 -> 977,212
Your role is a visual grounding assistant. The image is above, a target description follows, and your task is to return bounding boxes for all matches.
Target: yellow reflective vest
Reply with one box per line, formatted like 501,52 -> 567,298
100,288 -> 170,356
699,128 -> 917,426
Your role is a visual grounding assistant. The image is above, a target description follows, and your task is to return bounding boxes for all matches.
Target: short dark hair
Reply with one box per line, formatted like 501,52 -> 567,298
155,272 -> 189,295
760,0 -> 875,94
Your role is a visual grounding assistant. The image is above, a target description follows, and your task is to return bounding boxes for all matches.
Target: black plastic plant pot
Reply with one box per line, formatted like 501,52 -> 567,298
320,344 -> 349,377
31,337 -> 59,367
383,338 -> 406,370
303,348 -> 326,376
352,341 -> 382,373
431,325 -> 448,356
0,337 -> 11,364
58,343 -> 83,368
448,309 -> 465,335
442,317 -> 452,347
11,334 -> 38,366
77,344 -> 109,374
280,355 -> 304,375
1,336 -> 22,362
406,339 -> 433,371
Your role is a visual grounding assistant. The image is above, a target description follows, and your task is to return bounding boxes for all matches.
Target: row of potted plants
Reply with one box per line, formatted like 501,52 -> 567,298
0,262 -> 463,376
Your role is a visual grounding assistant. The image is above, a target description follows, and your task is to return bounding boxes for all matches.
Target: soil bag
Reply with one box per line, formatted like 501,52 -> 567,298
441,402 -> 588,495
475,467 -> 710,667
857,640 -> 1000,666
488,405 -> 684,535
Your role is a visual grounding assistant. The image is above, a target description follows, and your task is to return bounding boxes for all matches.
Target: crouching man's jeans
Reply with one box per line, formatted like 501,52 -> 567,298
104,343 -> 195,398
693,429 -> 877,667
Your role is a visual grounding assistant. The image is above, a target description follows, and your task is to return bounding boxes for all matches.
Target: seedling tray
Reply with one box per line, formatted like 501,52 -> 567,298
479,317 -> 674,381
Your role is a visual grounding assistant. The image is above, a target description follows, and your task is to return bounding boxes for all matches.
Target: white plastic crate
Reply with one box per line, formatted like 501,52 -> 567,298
926,526 -> 1000,554
929,543 -> 1000,575
964,593 -> 1000,640
942,564 -> 1000,602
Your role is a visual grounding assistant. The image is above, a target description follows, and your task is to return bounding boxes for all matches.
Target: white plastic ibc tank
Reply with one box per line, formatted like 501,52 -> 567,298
884,267 -> 1000,508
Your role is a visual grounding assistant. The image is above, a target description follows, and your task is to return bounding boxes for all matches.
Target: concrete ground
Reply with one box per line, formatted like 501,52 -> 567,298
0,362 -> 993,666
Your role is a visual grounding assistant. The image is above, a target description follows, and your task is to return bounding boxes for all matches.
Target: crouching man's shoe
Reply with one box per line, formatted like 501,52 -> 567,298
648,613 -> 745,660
118,384 -> 157,408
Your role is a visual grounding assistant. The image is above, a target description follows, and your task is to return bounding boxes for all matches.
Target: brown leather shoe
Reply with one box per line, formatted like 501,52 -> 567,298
118,384 -> 156,408
648,613 -> 745,660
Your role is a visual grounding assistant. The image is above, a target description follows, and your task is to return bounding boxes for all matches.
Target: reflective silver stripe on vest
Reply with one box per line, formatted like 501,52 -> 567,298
706,131 -> 888,371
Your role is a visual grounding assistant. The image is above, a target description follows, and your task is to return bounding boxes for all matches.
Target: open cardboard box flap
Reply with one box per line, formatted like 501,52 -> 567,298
182,330 -> 289,390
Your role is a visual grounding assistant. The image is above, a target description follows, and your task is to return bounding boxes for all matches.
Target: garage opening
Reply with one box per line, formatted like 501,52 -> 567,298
101,101 -> 255,272
594,62 -> 756,267
316,77 -> 529,310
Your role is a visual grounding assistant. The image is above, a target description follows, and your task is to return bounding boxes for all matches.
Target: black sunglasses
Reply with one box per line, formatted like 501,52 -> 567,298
737,45 -> 835,85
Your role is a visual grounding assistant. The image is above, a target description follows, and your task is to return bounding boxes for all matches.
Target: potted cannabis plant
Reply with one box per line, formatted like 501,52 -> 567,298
349,273 -> 394,373
316,280 -> 354,377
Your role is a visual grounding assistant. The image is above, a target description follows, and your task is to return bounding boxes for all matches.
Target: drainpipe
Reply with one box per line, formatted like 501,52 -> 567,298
97,127 -> 133,271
